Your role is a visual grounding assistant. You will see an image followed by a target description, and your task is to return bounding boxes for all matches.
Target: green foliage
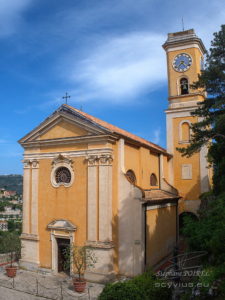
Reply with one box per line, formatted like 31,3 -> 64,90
180,265 -> 225,300
0,175 -> 23,195
0,232 -> 21,266
63,244 -> 97,280
0,200 -> 22,212
99,271 -> 171,300
182,193 -> 225,265
7,219 -> 22,233
99,281 -> 143,300
0,201 -> 6,212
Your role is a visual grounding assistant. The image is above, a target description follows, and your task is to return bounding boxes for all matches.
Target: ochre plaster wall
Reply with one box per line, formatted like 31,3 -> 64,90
124,144 -> 163,190
167,47 -> 204,99
38,156 -> 87,269
173,116 -> 200,201
39,120 -> 88,140
146,205 -> 177,267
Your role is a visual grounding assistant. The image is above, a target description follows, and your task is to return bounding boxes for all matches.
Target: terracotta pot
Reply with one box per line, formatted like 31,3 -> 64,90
73,278 -> 86,293
5,266 -> 17,278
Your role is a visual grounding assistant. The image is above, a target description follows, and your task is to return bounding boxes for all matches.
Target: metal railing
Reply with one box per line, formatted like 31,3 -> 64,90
0,269 -> 101,300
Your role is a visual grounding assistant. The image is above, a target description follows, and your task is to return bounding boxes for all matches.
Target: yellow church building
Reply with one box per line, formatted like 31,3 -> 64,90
19,29 -> 210,281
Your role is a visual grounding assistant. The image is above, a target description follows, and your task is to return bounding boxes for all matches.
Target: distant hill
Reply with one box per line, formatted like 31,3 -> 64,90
0,175 -> 23,195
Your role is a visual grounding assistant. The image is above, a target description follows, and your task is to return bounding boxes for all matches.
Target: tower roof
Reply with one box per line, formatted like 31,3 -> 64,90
162,29 -> 206,54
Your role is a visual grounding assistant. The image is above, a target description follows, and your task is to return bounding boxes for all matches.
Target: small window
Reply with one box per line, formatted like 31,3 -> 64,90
55,167 -> 72,184
180,78 -> 189,95
126,170 -> 136,184
150,173 -> 158,186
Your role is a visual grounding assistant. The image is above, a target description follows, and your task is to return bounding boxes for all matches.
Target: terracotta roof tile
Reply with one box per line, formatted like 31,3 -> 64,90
144,189 -> 180,201
65,104 -> 168,154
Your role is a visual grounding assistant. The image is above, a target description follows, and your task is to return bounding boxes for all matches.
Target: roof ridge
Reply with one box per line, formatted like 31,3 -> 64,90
63,104 -> 168,155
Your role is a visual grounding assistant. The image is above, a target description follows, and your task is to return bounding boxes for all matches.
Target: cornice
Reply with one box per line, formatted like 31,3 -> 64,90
20,134 -> 118,149
163,36 -> 206,54
23,147 -> 113,160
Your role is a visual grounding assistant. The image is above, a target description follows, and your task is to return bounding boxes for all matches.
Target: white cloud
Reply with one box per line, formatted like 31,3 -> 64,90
66,32 -> 166,103
0,0 -> 33,36
151,128 -> 161,145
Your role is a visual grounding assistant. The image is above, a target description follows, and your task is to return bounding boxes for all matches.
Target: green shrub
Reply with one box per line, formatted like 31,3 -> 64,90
99,271 -> 171,300
132,272 -> 171,299
182,193 -> 225,265
99,281 -> 143,300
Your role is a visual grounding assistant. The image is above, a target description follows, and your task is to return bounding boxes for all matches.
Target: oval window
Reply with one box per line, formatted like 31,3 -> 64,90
55,167 -> 72,184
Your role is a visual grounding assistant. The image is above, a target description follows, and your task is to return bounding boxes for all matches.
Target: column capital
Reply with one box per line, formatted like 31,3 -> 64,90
31,160 -> 39,169
86,155 -> 99,166
99,154 -> 113,166
23,160 -> 31,169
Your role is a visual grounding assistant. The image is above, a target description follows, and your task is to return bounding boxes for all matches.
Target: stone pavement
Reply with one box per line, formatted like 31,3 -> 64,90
0,267 -> 104,300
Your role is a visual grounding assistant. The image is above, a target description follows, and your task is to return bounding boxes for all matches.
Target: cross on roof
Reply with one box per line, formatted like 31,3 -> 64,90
62,92 -> 71,104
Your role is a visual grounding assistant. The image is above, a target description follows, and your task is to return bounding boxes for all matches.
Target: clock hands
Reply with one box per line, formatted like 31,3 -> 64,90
173,53 -> 192,72
178,60 -> 187,68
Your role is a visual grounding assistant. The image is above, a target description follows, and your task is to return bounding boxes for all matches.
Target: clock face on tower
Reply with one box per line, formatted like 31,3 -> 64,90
173,53 -> 192,72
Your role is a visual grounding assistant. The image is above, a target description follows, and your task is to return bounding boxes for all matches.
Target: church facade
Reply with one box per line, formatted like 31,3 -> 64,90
19,29 -> 210,281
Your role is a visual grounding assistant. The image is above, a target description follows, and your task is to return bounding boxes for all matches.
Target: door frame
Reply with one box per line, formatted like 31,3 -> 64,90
51,231 -> 74,274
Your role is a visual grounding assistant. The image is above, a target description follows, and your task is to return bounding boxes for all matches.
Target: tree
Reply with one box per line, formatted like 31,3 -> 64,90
177,25 -> 225,192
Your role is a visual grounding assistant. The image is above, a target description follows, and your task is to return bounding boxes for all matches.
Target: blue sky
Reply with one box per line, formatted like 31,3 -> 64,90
0,0 -> 224,174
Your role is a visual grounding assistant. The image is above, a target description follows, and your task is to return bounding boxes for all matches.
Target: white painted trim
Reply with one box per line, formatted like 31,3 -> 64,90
165,107 -> 198,115
99,164 -> 113,241
51,231 -> 74,274
200,145 -> 209,193
166,43 -> 205,56
87,164 -> 98,241
179,120 -> 191,142
146,203 -> 176,210
166,112 -> 174,185
51,163 -> 74,188
22,162 -> 31,234
24,148 -> 113,160
118,139 -> 125,173
31,162 -> 39,235
19,111 -> 109,144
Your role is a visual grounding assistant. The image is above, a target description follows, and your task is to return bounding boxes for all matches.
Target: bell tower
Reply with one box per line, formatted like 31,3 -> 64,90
163,29 -> 210,215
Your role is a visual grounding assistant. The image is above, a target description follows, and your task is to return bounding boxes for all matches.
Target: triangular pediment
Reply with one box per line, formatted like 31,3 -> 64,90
38,119 -> 89,140
19,105 -> 112,145
47,219 -> 76,231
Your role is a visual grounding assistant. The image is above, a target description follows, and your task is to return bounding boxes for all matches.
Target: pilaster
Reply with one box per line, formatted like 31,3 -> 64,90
22,160 -> 31,234
98,154 -> 113,241
31,160 -> 39,235
20,159 -> 40,270
87,155 -> 98,241
86,153 -> 114,282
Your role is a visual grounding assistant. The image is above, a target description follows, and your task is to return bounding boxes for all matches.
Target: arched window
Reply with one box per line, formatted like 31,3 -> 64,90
180,78 -> 189,95
181,122 -> 190,142
126,170 -> 136,185
150,173 -> 158,186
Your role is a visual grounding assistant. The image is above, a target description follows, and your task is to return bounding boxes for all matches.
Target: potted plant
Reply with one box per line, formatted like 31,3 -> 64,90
3,232 -> 21,277
64,244 -> 97,293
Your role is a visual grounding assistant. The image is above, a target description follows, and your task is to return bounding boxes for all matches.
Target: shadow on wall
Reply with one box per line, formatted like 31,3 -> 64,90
111,171 -> 178,277
111,172 -> 144,278
179,173 -> 210,203
178,174 -> 210,217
